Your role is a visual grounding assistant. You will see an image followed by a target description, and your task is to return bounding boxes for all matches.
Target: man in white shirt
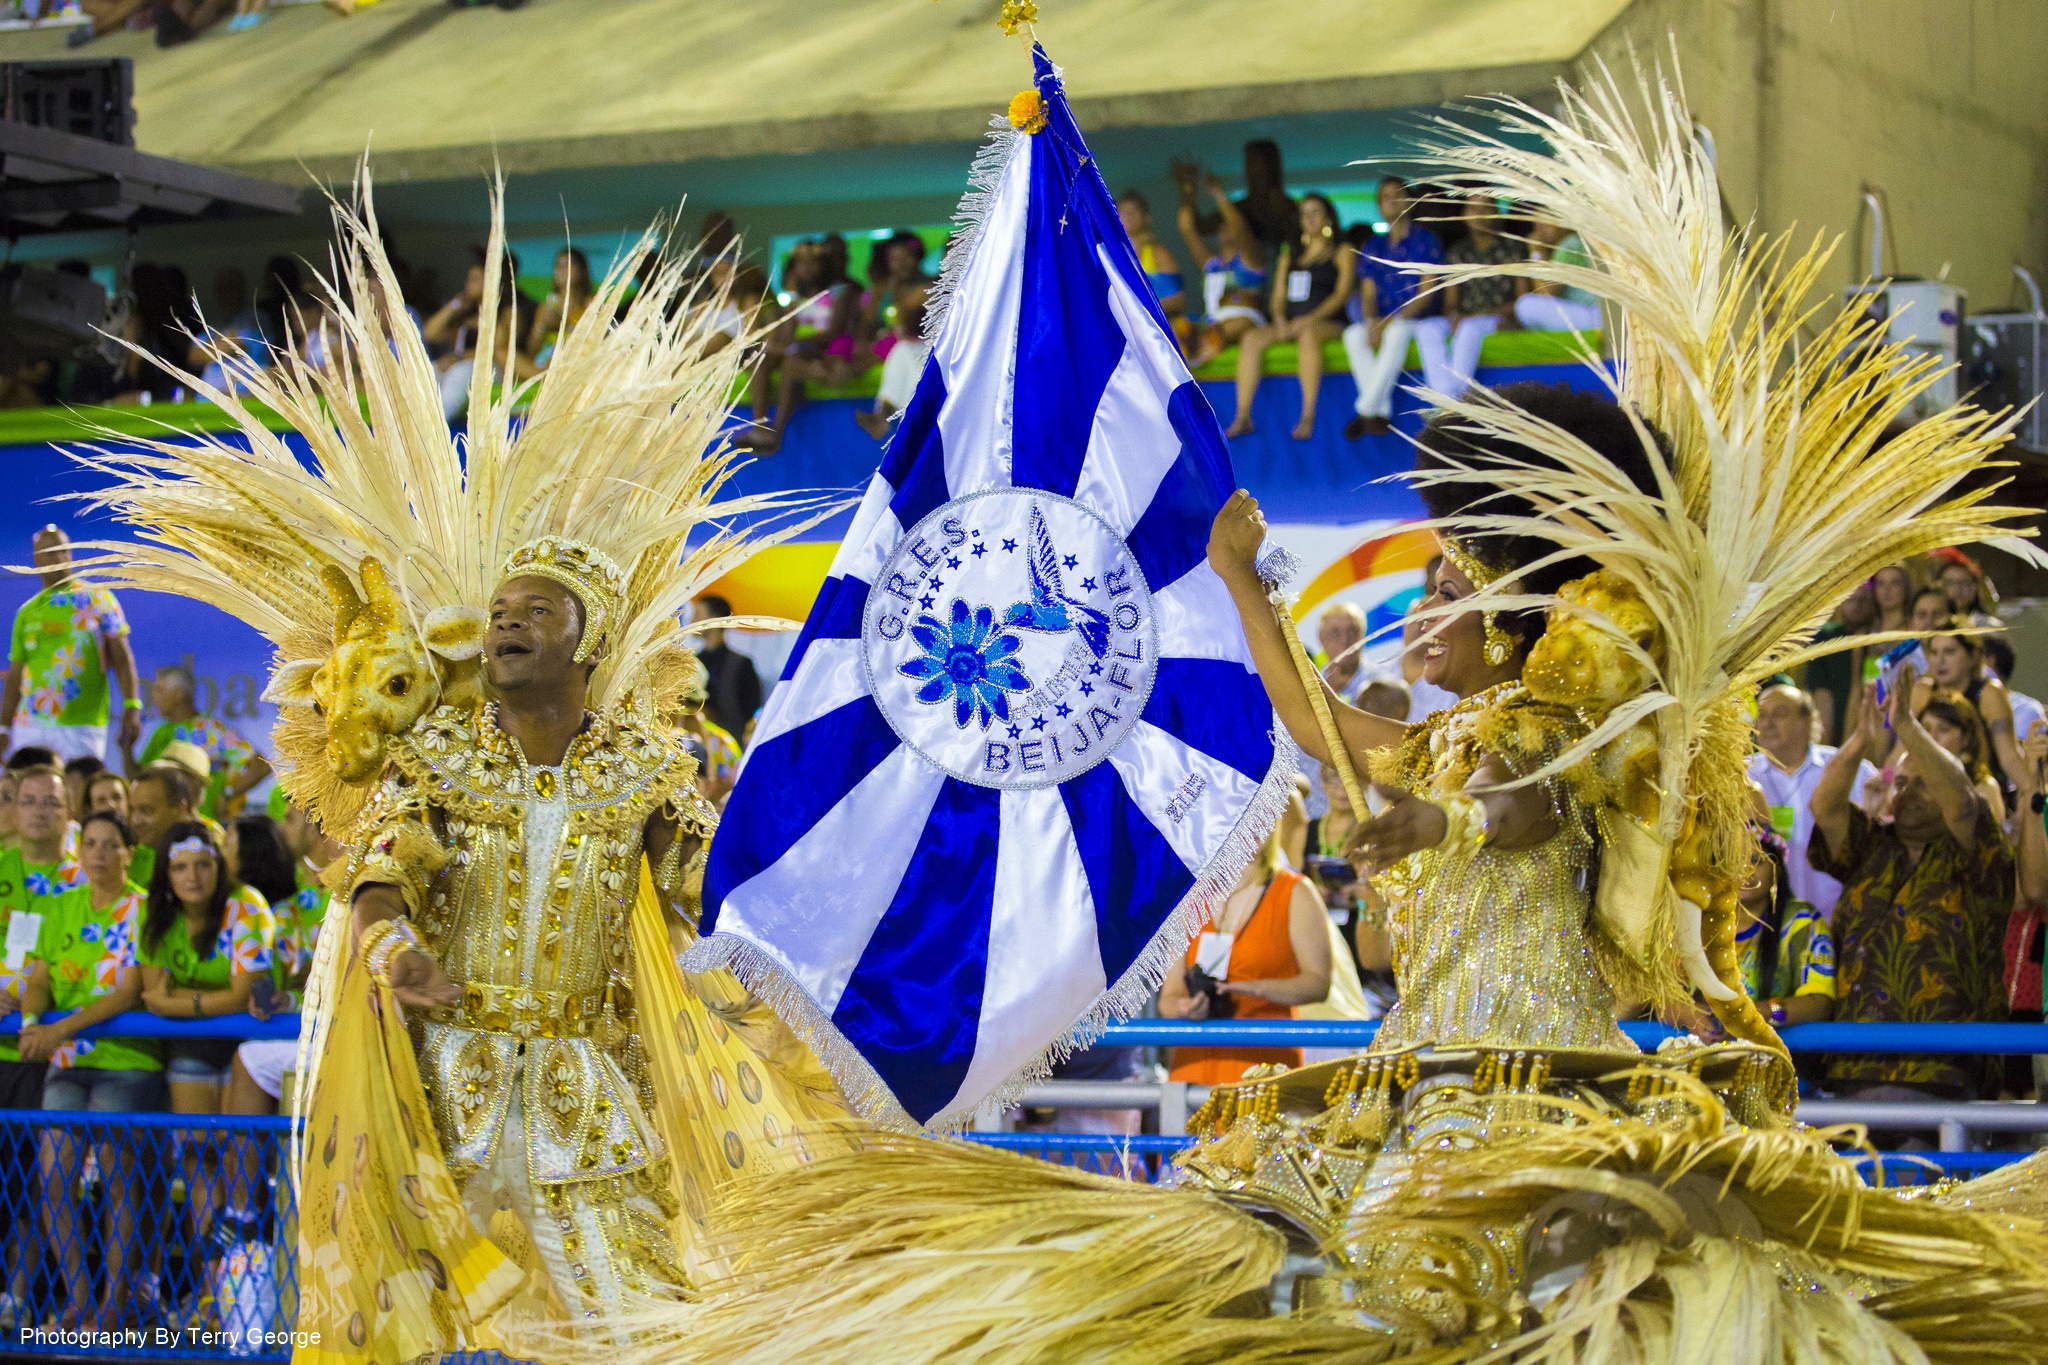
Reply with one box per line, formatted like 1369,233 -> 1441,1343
1748,683 -> 1876,921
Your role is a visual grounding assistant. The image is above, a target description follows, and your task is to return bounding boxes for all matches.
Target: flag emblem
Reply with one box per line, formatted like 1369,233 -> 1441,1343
864,489 -> 1156,788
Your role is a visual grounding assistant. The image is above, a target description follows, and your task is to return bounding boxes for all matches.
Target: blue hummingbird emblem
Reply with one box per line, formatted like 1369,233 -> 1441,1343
1001,504 -> 1112,659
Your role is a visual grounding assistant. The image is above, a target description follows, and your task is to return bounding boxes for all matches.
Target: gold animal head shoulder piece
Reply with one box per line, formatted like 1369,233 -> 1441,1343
499,536 -> 628,663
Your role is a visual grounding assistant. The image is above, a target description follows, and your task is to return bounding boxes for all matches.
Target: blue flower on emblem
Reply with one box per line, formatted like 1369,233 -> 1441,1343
899,599 -> 1031,731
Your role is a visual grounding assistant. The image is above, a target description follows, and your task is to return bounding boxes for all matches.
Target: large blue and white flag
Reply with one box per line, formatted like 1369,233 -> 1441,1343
686,47 -> 1296,1131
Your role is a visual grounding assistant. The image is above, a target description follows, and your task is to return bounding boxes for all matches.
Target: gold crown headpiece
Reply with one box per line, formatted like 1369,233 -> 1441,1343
1439,535 -> 1515,591
500,536 -> 628,663
1439,535 -> 1521,667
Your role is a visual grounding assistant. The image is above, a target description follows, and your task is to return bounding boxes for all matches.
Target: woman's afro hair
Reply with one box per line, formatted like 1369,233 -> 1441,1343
1413,381 -> 1667,601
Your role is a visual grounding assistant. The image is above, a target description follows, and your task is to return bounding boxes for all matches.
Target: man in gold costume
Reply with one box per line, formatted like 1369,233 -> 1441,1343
72,187 -> 857,1362
337,539 -> 709,1324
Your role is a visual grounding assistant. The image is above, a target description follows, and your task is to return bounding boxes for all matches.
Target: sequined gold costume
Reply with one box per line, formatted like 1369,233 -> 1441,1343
69,175 -> 860,1362
1366,684 -> 1630,1055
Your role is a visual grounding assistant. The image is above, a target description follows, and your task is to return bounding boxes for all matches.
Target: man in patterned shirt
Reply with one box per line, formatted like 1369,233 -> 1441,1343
1,527 -> 143,765
126,663 -> 271,821
1812,673 -> 2014,1101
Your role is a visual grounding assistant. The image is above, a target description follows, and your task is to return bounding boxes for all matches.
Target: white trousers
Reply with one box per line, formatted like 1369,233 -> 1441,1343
876,337 -> 931,411
1340,317 -> 1415,418
1514,293 -> 1603,333
9,717 -> 106,762
1412,314 -> 1502,401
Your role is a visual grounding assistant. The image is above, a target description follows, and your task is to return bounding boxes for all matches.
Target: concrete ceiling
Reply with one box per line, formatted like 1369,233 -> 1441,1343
0,0 -> 1630,188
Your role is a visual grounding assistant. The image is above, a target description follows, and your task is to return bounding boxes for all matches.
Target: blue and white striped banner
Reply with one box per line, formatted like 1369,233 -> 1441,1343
686,46 -> 1297,1131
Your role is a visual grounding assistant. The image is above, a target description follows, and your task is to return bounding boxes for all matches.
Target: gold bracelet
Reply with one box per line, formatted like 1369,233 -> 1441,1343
1437,793 -> 1489,860
360,917 -> 427,988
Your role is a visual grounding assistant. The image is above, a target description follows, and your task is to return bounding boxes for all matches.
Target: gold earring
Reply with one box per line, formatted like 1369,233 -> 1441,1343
1482,612 -> 1514,667
1321,224 -> 1334,237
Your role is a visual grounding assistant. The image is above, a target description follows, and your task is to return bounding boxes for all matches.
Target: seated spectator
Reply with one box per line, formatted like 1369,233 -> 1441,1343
423,248 -> 536,421
1804,579 -> 1876,743
9,765 -> 81,898
127,663 -> 271,821
19,811 -> 156,1333
1169,162 -> 1271,369
1515,212 -> 1603,334
526,246 -> 594,367
1872,562 -> 1916,635
247,257 -> 309,371
1908,585 -> 1952,633
1932,546 -> 1996,620
1115,190 -> 1186,335
1158,829 -> 1331,1084
1187,138 -> 1299,254
1734,828 -> 1836,1027
704,262 -> 773,360
741,235 -> 864,455
1748,683 -> 1874,920
1225,194 -> 1355,441
1414,195 -> 1526,401
86,770 -> 128,821
223,806 -> 342,1247
0,357 -> 57,410
856,281 -> 929,440
135,821 -> 275,1294
1813,679 -> 2013,1108
1341,177 -> 1444,439
1871,585 -> 1955,695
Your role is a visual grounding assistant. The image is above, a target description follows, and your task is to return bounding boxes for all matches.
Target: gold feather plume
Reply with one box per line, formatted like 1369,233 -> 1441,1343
64,171 -> 826,825
1404,56 -> 2041,1035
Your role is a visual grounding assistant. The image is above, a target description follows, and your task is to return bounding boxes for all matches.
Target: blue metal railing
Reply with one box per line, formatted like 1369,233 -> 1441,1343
0,1010 -> 2038,1362
0,1112 -> 298,1361
9,1013 -> 2048,1054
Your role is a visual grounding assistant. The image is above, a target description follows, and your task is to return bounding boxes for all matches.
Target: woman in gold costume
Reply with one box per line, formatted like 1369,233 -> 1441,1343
1206,386 -> 1659,1061
615,65 -> 2048,1365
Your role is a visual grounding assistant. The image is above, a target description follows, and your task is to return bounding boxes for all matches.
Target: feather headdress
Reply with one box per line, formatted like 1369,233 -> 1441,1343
66,175 -> 820,829
1407,57 -> 2041,1044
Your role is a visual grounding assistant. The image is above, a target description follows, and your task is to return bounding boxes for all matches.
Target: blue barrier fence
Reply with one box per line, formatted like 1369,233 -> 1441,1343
0,1112 -> 298,1362
8,1014 -> 2048,1053
0,1012 -> 2039,1360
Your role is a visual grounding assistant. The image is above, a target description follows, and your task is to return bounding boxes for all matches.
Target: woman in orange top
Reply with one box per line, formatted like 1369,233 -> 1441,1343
1158,832 -> 1332,1084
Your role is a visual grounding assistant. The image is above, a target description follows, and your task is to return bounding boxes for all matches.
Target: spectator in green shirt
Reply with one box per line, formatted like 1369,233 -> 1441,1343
125,663 -> 271,822
0,526 -> 142,765
19,810 -> 156,1332
136,820 -> 275,1269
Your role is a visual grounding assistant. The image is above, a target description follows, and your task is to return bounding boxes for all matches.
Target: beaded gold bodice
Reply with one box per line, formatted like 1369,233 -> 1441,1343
1368,684 -> 1632,1054
351,702 -> 715,1182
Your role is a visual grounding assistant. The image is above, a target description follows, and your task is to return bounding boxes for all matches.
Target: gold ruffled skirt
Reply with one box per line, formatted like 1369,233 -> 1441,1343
621,1042 -> 2048,1365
